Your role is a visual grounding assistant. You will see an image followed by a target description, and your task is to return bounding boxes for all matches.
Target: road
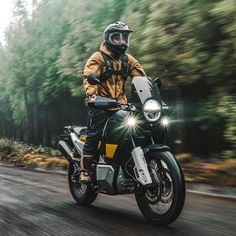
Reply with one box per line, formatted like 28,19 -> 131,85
0,166 -> 235,236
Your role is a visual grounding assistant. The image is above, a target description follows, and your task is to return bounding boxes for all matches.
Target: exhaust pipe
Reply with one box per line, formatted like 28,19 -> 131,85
58,140 -> 75,163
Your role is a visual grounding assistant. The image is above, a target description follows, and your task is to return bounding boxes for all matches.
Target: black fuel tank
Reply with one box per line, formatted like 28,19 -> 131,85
103,110 -> 130,144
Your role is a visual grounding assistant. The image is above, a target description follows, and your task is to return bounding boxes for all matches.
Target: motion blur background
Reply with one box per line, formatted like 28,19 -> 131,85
0,0 -> 235,161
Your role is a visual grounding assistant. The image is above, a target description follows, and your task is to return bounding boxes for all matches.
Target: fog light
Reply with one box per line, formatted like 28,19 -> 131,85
161,116 -> 170,127
127,117 -> 136,126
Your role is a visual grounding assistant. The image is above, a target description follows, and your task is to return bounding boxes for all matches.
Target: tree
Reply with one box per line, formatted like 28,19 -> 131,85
0,0 -> 235,157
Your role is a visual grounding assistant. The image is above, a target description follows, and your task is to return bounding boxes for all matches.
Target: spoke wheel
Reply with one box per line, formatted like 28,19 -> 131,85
68,162 -> 97,206
135,151 -> 185,225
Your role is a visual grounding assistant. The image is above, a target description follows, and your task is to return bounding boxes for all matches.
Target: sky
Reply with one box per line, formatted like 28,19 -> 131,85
0,1 -> 14,43
0,1 -> 33,43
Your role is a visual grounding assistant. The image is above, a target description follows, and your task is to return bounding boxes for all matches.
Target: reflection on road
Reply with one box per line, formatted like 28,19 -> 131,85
0,166 -> 235,236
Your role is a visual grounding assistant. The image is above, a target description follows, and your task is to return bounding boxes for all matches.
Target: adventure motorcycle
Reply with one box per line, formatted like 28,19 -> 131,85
58,75 -> 185,225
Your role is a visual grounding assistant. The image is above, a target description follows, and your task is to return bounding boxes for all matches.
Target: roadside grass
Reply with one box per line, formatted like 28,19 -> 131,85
176,153 -> 193,162
176,153 -> 236,187
0,138 -> 235,186
0,138 -> 68,170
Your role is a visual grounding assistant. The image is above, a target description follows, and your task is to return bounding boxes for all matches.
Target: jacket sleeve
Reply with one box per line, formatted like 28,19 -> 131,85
127,54 -> 146,77
83,52 -> 104,99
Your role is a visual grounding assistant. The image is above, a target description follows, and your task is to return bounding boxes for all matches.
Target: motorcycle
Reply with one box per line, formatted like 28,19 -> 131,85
58,75 -> 185,225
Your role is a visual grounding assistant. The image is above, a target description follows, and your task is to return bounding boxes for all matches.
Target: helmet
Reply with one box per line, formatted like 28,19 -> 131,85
103,21 -> 133,54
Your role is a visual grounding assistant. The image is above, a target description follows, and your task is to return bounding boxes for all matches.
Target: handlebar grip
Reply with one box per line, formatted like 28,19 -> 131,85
120,103 -> 136,111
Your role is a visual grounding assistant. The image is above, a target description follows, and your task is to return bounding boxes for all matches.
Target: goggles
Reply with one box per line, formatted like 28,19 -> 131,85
108,32 -> 130,46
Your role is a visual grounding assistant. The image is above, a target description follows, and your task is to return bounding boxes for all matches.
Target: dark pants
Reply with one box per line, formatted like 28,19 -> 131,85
83,107 -> 115,160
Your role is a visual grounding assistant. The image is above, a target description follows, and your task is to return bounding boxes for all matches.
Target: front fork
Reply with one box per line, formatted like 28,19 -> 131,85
131,137 -> 153,185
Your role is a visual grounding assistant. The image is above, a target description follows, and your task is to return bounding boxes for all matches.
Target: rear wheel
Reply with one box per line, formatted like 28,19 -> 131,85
68,162 -> 97,206
135,151 -> 185,225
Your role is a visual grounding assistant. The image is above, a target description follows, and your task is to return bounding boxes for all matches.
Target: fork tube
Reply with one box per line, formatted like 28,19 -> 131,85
150,135 -> 155,144
131,136 -> 136,148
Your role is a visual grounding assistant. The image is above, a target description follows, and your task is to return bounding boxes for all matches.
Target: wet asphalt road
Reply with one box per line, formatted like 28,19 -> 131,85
0,166 -> 235,236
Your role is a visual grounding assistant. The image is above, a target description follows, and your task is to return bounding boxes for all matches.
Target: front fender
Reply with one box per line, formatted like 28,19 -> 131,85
143,144 -> 181,170
143,144 -> 170,156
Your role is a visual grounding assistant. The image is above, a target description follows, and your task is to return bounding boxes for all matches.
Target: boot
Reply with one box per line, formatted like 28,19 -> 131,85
80,153 -> 94,183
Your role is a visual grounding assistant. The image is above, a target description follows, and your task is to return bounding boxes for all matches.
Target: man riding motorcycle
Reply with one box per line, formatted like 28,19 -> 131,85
81,21 -> 146,182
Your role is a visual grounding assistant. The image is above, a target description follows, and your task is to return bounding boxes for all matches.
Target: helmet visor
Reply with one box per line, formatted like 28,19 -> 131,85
108,32 -> 130,46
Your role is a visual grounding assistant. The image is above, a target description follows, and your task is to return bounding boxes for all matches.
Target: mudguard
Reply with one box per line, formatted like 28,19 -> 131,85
143,144 -> 170,155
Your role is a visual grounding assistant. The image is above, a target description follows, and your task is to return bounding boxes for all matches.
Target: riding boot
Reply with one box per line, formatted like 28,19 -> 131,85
80,153 -> 94,183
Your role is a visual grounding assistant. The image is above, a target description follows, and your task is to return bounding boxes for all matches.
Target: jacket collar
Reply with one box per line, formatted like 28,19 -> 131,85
100,41 -> 120,60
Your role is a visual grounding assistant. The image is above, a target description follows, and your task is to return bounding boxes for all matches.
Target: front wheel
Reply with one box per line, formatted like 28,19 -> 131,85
68,162 -> 97,206
135,151 -> 185,225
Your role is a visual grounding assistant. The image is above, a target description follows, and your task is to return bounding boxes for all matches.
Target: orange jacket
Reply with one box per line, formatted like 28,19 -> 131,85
83,41 -> 146,104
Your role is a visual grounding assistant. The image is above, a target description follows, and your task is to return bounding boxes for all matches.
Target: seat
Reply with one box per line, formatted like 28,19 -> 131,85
73,126 -> 87,137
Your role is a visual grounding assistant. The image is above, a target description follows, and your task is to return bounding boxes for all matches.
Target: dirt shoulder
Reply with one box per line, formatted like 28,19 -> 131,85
0,139 -> 68,171
176,153 -> 236,187
0,139 -> 235,187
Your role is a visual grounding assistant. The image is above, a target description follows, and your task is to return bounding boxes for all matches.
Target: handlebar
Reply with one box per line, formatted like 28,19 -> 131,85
87,96 -> 136,111
120,103 -> 136,111
88,96 -> 168,112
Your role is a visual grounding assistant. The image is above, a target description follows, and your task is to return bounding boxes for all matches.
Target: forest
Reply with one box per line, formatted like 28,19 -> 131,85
0,0 -> 235,159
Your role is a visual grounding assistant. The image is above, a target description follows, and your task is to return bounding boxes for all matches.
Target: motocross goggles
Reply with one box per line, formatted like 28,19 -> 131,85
108,32 -> 130,46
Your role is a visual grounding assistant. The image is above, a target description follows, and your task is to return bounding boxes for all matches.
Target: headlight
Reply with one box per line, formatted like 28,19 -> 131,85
143,100 -> 162,122
160,116 -> 170,127
127,116 -> 137,126
121,114 -> 140,134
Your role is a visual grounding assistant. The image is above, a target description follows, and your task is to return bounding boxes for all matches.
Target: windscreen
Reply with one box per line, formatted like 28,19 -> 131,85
132,77 -> 162,105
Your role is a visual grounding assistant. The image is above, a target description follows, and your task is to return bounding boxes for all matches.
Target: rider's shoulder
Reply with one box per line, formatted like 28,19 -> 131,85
87,51 -> 104,64
125,53 -> 138,64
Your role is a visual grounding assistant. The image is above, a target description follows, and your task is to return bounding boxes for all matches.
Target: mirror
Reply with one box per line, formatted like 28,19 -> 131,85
154,77 -> 162,89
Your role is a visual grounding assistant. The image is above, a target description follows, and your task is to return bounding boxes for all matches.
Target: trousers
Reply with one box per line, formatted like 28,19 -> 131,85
83,107 -> 115,160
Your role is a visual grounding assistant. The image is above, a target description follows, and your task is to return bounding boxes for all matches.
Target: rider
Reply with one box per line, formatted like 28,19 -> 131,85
81,21 -> 146,182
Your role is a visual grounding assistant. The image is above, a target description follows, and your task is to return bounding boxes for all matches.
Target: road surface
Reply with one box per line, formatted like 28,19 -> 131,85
0,166 -> 235,236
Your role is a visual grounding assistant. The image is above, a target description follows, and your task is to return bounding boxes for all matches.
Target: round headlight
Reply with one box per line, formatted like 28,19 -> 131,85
143,100 -> 162,122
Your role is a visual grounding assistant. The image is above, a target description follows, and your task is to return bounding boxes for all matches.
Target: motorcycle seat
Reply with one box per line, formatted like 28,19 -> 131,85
73,126 -> 87,137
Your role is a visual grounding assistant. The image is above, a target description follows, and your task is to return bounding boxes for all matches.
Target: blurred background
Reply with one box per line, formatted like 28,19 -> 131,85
0,0 -> 235,184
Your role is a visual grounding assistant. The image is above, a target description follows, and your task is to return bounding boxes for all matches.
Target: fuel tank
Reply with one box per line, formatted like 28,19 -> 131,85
99,109 -> 132,160
103,110 -> 129,144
